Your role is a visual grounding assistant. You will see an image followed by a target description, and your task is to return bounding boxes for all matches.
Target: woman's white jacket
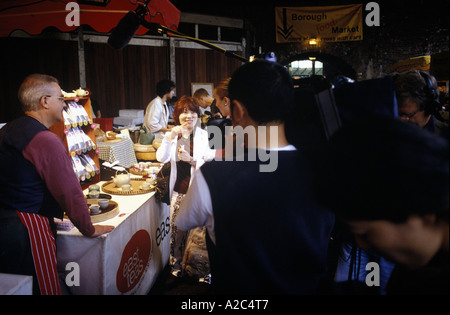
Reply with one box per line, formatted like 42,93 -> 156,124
156,126 -> 216,198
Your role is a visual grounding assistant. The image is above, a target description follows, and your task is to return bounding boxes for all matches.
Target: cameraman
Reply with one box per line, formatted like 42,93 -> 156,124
394,70 -> 448,139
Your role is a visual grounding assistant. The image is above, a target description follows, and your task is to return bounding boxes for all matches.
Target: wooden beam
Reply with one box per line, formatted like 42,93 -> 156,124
180,12 -> 243,29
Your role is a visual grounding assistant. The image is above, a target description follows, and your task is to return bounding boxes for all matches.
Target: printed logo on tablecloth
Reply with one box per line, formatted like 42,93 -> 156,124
116,229 -> 152,293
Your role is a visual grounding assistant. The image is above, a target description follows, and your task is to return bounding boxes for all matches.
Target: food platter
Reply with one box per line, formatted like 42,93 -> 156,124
129,167 -> 149,176
129,162 -> 162,176
101,178 -> 156,195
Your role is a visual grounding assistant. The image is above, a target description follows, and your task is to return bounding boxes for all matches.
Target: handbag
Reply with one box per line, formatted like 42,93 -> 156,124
139,126 -> 155,145
154,162 -> 171,205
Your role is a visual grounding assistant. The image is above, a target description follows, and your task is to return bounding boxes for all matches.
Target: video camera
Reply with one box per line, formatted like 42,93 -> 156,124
285,75 -> 398,150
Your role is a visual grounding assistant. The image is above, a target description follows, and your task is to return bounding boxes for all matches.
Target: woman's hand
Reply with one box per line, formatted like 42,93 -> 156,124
167,124 -> 190,141
168,125 -> 183,141
177,145 -> 192,163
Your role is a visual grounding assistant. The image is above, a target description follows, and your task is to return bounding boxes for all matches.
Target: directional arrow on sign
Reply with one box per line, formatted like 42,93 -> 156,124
277,8 -> 293,40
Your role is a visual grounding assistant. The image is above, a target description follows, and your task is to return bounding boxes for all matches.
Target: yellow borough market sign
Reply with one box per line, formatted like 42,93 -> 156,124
276,4 -> 363,43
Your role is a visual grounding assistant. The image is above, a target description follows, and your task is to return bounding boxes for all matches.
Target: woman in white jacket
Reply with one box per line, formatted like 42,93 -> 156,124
156,95 -> 215,280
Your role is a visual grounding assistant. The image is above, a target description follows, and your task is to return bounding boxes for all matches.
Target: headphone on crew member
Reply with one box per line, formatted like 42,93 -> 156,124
418,71 -> 442,116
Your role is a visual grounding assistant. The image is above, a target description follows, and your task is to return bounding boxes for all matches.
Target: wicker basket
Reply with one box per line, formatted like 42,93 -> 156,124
101,178 -> 155,195
134,143 -> 156,161
135,151 -> 156,161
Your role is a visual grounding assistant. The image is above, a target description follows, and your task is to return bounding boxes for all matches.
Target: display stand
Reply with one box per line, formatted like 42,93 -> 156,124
50,89 -> 100,189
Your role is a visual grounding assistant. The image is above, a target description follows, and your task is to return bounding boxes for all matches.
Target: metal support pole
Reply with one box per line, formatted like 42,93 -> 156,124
78,27 -> 87,88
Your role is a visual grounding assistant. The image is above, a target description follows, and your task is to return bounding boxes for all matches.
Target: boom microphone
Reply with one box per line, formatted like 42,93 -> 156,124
107,10 -> 141,49
108,1 -> 151,49
106,1 -> 248,63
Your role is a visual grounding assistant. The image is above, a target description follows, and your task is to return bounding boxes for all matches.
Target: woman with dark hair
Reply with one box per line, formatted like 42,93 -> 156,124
175,61 -> 335,294
156,95 -> 215,281
317,115 -> 449,294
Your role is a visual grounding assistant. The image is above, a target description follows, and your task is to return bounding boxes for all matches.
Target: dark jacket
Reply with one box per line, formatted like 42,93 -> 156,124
201,149 -> 335,294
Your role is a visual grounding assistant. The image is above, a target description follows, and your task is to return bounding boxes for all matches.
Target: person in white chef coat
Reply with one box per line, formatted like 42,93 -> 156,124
144,79 -> 176,139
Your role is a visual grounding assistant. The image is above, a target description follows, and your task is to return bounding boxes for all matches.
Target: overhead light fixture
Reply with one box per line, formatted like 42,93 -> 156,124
308,38 -> 317,46
309,57 -> 316,61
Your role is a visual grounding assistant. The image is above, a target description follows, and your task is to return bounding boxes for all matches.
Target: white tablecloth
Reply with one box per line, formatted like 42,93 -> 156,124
0,273 -> 33,295
56,184 -> 170,295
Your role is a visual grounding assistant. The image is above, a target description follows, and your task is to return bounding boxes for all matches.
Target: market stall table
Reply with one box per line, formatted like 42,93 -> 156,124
56,183 -> 170,295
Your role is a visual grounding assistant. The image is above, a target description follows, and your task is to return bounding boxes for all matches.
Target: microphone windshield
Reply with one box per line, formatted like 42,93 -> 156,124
108,11 -> 141,49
